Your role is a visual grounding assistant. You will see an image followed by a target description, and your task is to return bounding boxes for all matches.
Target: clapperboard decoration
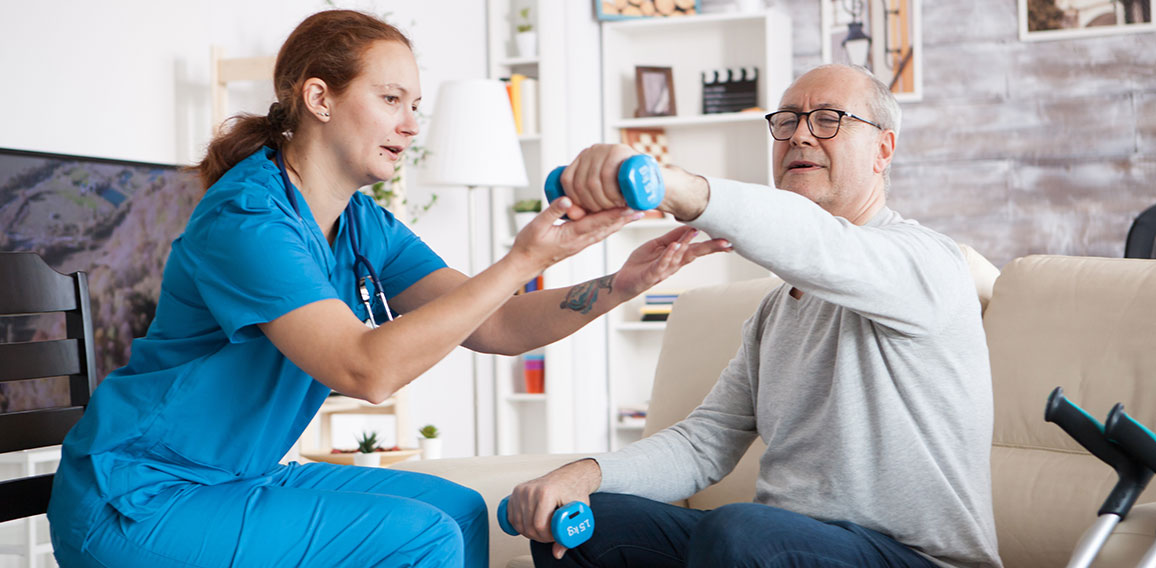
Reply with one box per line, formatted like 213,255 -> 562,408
701,67 -> 758,114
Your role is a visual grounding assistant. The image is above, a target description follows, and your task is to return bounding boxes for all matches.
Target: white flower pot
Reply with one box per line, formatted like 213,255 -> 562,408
513,211 -> 537,233
419,438 -> 442,460
353,452 -> 380,467
735,0 -> 765,12
515,31 -> 537,58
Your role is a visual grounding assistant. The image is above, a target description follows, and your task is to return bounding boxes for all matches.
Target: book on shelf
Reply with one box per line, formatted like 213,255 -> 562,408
617,404 -> 648,425
640,305 -> 672,322
638,290 -> 681,321
502,74 -> 539,136
520,274 -> 544,294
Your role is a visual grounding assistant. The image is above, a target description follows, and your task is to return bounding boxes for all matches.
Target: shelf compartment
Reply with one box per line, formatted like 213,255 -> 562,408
506,393 -> 548,402
615,321 -> 667,331
609,110 -> 766,130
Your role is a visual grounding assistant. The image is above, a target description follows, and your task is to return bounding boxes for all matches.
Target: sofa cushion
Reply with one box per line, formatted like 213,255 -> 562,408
984,255 -> 1156,566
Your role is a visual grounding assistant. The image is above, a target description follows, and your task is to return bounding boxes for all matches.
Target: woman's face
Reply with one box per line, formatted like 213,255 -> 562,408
327,40 -> 421,188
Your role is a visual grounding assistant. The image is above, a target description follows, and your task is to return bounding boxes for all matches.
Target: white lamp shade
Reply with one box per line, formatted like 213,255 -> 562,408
419,79 -> 528,188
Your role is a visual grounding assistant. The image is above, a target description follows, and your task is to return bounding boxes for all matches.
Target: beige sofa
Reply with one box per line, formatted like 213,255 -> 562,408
395,252 -> 1156,567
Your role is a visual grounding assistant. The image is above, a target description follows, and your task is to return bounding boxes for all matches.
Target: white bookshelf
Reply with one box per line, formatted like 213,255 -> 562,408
601,9 -> 792,449
486,0 -> 578,456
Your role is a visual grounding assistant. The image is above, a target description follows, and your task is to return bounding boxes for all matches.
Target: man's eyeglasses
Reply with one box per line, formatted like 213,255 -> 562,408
764,109 -> 882,141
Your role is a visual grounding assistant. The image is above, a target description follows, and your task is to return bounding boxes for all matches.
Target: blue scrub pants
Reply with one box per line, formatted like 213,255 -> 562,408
530,493 -> 936,568
52,462 -> 487,568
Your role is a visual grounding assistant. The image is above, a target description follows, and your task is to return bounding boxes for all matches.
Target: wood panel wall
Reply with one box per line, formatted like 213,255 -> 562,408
776,0 -> 1156,267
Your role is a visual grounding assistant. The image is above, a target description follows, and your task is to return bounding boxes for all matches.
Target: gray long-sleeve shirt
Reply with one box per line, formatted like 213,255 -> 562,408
596,178 -> 1002,568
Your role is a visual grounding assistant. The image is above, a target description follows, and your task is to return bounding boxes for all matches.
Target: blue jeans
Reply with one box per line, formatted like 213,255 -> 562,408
51,462 -> 487,567
531,493 -> 936,568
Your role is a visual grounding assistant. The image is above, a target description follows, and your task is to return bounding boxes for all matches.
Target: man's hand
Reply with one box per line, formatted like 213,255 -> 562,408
558,144 -> 711,222
507,459 -> 603,560
613,226 -> 732,299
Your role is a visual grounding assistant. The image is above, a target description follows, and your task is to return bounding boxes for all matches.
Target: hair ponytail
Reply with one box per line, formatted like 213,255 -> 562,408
192,10 -> 411,191
194,106 -> 287,190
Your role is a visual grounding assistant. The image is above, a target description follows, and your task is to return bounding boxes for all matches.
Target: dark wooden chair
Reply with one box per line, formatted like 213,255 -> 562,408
1125,204 -> 1156,259
0,252 -> 96,524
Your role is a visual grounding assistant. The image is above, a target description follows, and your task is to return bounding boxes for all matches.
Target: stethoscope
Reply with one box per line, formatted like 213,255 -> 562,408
276,150 -> 394,327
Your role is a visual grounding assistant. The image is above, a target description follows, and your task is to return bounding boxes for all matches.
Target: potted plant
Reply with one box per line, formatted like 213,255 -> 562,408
353,431 -> 381,466
514,7 -> 537,58
418,424 -> 442,460
512,199 -> 541,233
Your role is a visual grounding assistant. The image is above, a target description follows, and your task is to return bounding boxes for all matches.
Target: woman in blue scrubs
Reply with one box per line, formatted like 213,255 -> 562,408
46,9 -> 730,568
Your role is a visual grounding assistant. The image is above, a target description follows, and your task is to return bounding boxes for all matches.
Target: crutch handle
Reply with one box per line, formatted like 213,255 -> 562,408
1106,403 -> 1156,473
1045,387 -> 1152,517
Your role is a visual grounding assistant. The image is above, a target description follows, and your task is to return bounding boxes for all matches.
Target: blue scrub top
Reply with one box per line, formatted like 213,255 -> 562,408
52,147 -> 446,530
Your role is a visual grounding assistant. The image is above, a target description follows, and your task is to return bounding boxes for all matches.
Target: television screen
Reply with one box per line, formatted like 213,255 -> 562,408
0,148 -> 202,413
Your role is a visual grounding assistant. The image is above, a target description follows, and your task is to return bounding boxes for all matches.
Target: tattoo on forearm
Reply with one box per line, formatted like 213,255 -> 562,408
560,275 -> 614,314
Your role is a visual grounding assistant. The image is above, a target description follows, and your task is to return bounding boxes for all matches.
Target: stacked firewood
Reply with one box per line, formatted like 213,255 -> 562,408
601,0 -> 698,17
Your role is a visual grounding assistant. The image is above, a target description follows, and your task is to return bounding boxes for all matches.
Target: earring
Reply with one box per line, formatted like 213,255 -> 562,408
319,111 -> 330,118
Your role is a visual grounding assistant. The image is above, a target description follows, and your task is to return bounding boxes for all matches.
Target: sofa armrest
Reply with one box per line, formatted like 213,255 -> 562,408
391,453 -> 588,567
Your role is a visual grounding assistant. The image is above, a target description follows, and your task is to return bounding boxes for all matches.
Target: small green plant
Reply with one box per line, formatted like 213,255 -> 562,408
516,7 -> 533,33
356,431 -> 379,454
513,199 -> 542,213
418,424 -> 440,439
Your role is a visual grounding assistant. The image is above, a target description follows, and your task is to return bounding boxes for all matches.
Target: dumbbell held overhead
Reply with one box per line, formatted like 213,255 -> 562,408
497,495 -> 595,549
544,154 -> 665,212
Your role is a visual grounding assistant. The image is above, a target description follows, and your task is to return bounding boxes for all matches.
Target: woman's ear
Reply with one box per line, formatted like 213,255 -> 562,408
302,78 -> 332,122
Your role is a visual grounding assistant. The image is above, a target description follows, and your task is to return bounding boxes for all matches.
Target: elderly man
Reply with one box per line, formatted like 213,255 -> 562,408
505,64 -> 1002,568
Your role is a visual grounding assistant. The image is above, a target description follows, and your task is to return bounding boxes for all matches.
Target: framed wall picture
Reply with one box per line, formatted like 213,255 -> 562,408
1019,0 -> 1154,42
820,0 -> 923,102
635,66 -> 676,117
597,0 -> 700,20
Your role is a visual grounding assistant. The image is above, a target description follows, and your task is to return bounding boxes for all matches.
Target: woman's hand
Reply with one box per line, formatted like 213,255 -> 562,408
612,226 -> 733,299
509,196 -> 641,273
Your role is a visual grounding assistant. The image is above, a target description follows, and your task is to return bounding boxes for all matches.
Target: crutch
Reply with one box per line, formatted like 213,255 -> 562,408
1045,387 -> 1153,568
1105,403 -> 1156,568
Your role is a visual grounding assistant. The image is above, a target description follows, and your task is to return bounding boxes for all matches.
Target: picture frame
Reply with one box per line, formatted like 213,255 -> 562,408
634,66 -> 676,118
1018,0 -> 1154,42
596,0 -> 701,20
820,0 -> 923,103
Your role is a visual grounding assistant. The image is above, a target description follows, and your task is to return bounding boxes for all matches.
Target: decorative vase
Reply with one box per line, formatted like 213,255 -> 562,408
515,31 -> 537,58
419,437 -> 443,460
353,452 -> 380,467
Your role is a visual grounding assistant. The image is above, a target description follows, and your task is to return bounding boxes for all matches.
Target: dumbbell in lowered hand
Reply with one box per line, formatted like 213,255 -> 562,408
497,495 -> 595,549
544,154 -> 665,212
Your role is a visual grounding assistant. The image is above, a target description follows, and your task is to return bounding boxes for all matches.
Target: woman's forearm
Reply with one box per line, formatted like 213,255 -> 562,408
464,273 -> 627,356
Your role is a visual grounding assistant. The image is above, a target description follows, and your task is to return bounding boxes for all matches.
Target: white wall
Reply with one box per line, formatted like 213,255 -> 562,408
0,0 -> 489,458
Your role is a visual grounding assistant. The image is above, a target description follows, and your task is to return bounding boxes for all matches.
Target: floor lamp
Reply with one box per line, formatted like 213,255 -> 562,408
420,79 -> 528,456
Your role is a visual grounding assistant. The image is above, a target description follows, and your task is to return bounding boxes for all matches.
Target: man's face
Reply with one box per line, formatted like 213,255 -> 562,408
771,67 -> 892,219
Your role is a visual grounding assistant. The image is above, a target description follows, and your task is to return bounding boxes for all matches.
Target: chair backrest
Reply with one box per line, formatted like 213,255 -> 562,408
983,255 -> 1156,567
644,243 -> 999,511
1124,204 -> 1156,259
0,252 -> 96,523
210,46 -> 275,134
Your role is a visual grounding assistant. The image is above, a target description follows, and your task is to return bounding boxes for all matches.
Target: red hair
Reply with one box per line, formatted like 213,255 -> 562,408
193,10 -> 411,189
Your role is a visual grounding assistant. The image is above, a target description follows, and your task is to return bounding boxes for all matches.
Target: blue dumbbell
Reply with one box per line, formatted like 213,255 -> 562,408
497,495 -> 595,549
544,154 -> 665,211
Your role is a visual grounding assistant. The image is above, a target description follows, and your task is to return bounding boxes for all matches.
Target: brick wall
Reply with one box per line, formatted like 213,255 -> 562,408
777,0 -> 1156,267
